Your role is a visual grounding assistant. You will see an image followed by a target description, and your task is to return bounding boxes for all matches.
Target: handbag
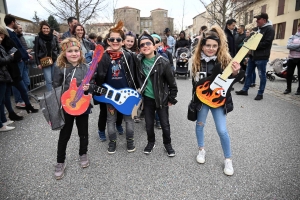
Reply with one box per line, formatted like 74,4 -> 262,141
187,100 -> 197,121
40,56 -> 53,68
39,68 -> 66,130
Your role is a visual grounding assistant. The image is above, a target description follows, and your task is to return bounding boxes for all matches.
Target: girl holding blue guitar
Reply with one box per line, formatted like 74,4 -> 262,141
192,26 -> 244,176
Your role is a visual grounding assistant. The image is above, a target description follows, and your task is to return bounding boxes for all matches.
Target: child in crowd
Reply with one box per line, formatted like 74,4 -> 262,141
123,31 -> 139,53
191,26 -> 243,175
133,33 -> 178,157
94,21 -> 137,154
52,37 -> 92,180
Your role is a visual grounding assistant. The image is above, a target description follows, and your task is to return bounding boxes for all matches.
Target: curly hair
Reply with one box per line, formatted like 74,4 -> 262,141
192,25 -> 232,78
56,38 -> 85,68
71,24 -> 86,39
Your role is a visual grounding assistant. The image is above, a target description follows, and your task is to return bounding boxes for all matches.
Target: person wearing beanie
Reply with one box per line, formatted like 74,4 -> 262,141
134,33 -> 178,157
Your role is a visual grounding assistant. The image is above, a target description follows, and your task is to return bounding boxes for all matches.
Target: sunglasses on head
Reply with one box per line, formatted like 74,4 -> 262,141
140,42 -> 152,48
154,40 -> 160,44
108,37 -> 123,42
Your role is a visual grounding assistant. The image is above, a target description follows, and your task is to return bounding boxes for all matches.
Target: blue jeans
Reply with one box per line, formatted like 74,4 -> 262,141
251,70 -> 256,84
243,58 -> 268,95
196,104 -> 231,158
106,104 -> 134,141
0,83 -> 7,128
43,64 -> 54,92
12,61 -> 30,103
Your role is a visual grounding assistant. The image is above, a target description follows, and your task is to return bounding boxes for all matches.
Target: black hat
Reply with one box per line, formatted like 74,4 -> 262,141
138,33 -> 155,47
164,28 -> 170,33
254,13 -> 268,20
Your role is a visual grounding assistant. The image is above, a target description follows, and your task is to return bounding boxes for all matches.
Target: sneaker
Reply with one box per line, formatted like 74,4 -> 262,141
98,130 -> 106,142
144,142 -> 155,154
224,159 -> 234,176
54,162 -> 66,180
16,102 -> 26,109
250,83 -> 256,87
254,94 -> 263,100
133,117 -> 141,123
8,112 -> 23,121
235,90 -> 248,95
79,154 -> 89,168
164,143 -> 176,157
2,120 -> 14,126
155,121 -> 162,129
108,140 -> 116,154
283,89 -> 291,94
295,91 -> 300,95
127,139 -> 136,152
116,125 -> 124,135
196,149 -> 206,164
0,125 -> 15,132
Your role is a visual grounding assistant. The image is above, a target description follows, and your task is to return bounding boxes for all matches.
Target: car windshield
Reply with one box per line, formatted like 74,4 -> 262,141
23,35 -> 36,49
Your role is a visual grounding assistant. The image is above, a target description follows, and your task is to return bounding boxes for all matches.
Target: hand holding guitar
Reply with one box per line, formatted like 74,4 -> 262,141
82,84 -> 90,91
231,61 -> 241,76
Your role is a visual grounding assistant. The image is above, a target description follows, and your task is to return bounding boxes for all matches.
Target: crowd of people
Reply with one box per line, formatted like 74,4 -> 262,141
1,11 -> 298,180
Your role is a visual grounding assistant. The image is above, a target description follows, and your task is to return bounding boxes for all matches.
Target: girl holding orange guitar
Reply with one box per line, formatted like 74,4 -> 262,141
52,38 -> 92,180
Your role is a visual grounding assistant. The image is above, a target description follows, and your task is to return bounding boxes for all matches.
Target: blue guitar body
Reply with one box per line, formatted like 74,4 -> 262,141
93,83 -> 142,115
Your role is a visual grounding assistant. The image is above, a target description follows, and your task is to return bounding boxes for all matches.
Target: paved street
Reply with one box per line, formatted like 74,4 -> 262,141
0,46 -> 300,199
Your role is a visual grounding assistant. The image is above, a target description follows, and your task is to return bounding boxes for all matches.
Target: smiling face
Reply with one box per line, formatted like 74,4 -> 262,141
124,35 -> 135,50
107,32 -> 124,51
42,25 -> 50,35
65,46 -> 81,66
139,39 -> 155,58
75,25 -> 84,39
202,39 -> 219,57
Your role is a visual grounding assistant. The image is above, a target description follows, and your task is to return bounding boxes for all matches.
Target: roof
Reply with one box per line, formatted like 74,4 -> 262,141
150,8 -> 168,12
116,6 -> 140,10
11,15 -> 33,23
193,11 -> 206,19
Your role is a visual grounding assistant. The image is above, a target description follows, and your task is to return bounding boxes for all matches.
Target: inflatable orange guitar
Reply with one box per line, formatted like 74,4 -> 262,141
61,45 -> 104,115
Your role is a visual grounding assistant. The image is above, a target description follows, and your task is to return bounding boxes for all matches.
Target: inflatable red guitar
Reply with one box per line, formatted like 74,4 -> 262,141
61,45 -> 104,115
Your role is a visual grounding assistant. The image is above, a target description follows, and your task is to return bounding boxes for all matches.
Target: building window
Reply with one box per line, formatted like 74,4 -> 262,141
244,12 -> 248,25
296,0 -> 300,11
261,4 -> 267,13
249,10 -> 253,22
276,22 -> 286,39
149,21 -> 152,26
98,28 -> 101,32
124,9 -> 126,12
137,17 -> 139,21
141,21 -> 144,26
145,21 -> 148,27
292,19 -> 300,34
164,13 -> 167,17
278,0 -> 285,16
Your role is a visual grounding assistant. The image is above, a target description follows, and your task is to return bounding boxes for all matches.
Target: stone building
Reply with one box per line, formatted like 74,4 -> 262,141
114,6 -> 174,35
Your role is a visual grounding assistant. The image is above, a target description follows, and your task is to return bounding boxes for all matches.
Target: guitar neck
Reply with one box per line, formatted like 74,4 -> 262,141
220,47 -> 249,80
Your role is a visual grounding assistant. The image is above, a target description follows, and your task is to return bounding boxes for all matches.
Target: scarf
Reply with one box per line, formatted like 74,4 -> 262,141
38,31 -> 54,41
106,50 -> 123,60
201,51 -> 217,62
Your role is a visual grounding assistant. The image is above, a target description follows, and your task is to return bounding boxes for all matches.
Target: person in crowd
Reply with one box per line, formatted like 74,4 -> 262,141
133,33 -> 178,157
71,24 -> 94,63
61,17 -> 78,39
192,25 -> 244,176
4,14 -> 31,109
1,24 -> 38,116
34,21 -> 60,92
175,30 -> 190,54
0,30 -> 15,132
52,37 -> 92,180
96,35 -> 105,47
283,23 -> 300,95
191,26 -> 208,54
164,28 -> 176,56
123,31 -> 139,53
224,19 -> 236,58
12,23 -> 33,109
88,33 -> 97,46
93,21 -> 137,154
234,25 -> 246,53
236,12 -> 275,100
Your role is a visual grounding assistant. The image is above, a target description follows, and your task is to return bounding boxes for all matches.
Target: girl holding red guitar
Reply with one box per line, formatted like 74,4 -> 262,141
52,37 -> 92,180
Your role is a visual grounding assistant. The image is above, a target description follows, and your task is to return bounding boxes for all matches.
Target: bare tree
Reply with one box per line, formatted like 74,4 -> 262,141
36,0 -> 108,24
199,0 -> 255,28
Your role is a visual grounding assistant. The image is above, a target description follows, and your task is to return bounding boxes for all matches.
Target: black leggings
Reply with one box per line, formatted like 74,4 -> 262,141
57,111 -> 89,163
98,102 -> 123,132
286,58 -> 300,91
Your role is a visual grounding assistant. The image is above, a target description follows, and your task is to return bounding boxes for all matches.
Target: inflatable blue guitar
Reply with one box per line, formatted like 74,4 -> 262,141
93,83 -> 142,115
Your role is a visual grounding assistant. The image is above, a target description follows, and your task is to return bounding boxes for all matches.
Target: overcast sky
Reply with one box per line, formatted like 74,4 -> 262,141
6,0 -> 205,30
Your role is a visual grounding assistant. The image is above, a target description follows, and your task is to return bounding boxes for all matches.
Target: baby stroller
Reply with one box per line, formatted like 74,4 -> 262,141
267,58 -> 298,82
174,47 -> 191,79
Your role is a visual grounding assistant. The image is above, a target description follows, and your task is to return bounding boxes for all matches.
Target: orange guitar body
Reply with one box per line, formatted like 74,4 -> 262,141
61,78 -> 91,115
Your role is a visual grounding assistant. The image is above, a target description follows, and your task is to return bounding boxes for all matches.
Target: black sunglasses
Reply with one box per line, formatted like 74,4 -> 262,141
108,37 -> 122,42
140,42 -> 152,48
154,40 -> 160,44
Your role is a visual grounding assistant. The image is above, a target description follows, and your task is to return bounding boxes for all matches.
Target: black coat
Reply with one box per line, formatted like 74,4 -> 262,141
0,45 -> 13,83
1,36 -> 22,82
234,32 -> 246,52
224,27 -> 236,57
175,38 -> 190,53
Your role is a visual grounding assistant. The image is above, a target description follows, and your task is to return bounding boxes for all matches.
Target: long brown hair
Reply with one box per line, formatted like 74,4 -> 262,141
192,25 -> 231,78
56,38 -> 85,68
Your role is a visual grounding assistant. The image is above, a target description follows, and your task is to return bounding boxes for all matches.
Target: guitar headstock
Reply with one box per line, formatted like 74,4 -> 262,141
92,45 -> 105,63
243,32 -> 263,50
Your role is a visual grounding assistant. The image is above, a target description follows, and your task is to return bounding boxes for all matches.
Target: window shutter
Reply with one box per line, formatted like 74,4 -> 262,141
261,5 -> 267,13
281,22 -> 286,39
278,0 -> 285,15
292,19 -> 298,35
296,0 -> 300,11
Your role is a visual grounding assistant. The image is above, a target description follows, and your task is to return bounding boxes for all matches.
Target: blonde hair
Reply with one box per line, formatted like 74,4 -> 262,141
192,25 -> 232,78
56,38 -> 85,68
0,25 -> 9,37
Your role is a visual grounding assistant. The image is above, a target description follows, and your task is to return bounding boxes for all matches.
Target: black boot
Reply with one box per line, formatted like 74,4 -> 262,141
25,104 -> 39,113
8,112 -> 24,121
